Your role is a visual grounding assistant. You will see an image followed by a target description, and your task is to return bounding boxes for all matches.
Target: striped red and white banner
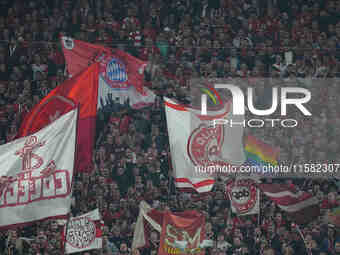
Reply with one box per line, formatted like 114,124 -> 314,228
259,184 -> 320,224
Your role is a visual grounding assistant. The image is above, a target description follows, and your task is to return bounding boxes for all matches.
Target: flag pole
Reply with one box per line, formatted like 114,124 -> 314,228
63,212 -> 72,255
293,223 -> 309,253
258,190 -> 261,226
226,182 -> 242,223
167,150 -> 173,208
167,173 -> 172,206
63,106 -> 79,255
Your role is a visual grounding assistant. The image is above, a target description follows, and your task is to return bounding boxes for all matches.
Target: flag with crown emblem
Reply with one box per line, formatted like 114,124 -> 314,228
0,109 -> 77,228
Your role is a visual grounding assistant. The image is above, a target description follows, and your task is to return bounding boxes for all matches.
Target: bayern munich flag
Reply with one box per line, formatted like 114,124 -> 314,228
0,109 -> 77,228
61,37 -> 155,109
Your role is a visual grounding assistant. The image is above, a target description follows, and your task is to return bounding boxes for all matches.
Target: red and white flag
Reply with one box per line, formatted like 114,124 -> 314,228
61,37 -> 155,109
63,209 -> 103,254
158,210 -> 206,255
259,184 -> 320,224
18,63 -> 99,172
164,97 -> 246,193
0,109 -> 77,229
132,201 -> 211,253
132,201 -> 163,249
226,178 -> 260,215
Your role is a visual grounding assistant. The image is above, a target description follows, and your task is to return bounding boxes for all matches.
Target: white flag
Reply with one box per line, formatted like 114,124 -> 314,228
132,201 -> 162,249
64,209 -> 103,254
98,74 -> 155,109
164,97 -> 246,193
226,177 -> 260,215
0,109 -> 77,228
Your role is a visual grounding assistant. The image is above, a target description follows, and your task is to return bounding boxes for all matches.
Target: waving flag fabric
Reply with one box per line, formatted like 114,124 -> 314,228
259,184 -> 320,224
164,97 -> 245,193
132,201 -> 163,249
64,209 -> 103,254
225,177 -> 260,215
18,63 -> 99,172
244,135 -> 279,167
0,109 -> 77,229
61,37 -> 154,109
60,37 -> 109,77
158,210 -> 206,255
132,201 -> 208,255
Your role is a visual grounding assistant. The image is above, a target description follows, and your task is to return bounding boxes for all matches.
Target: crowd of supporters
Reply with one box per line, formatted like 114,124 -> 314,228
0,0 -> 340,254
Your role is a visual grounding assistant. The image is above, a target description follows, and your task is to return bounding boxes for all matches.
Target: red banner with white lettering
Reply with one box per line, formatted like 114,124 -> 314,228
158,210 -> 206,255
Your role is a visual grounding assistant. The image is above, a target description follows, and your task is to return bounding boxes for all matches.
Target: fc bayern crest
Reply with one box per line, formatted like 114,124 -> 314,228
99,55 -> 129,89
226,179 -> 258,214
187,124 -> 225,166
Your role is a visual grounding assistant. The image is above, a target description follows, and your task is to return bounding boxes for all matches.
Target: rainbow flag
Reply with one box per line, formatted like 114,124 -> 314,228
244,135 -> 279,166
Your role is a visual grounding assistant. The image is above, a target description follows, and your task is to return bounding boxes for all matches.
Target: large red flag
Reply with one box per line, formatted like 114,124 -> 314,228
61,37 -> 146,94
17,63 -> 99,172
158,210 -> 206,255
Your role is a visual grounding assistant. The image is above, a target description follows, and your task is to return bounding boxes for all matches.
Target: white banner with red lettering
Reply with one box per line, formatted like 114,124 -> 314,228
0,109 -> 77,228
64,209 -> 103,254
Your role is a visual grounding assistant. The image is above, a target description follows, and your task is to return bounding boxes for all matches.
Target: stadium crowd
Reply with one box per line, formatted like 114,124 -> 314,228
0,0 -> 340,254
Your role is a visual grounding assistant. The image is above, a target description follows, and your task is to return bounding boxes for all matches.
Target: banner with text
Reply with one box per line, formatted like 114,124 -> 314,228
158,210 -> 206,255
64,209 -> 103,254
0,109 -> 77,228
